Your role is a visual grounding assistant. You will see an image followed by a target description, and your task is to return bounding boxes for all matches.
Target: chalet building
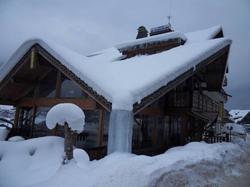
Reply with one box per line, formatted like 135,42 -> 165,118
0,25 -> 231,159
229,110 -> 250,124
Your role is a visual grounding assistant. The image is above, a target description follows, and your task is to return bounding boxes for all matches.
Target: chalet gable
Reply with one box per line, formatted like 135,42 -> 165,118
0,43 -> 111,111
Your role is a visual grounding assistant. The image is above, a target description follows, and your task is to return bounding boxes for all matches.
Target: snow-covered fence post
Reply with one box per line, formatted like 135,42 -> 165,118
64,122 -> 73,160
46,103 -> 85,162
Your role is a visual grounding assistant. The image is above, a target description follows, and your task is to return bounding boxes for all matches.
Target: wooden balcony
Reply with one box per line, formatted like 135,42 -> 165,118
166,91 -> 219,115
192,91 -> 219,113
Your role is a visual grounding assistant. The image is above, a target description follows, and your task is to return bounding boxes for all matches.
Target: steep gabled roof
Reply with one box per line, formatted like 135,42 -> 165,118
0,26 -> 232,111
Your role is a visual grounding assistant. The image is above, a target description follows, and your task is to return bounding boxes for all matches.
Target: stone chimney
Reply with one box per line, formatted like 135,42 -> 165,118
136,26 -> 148,39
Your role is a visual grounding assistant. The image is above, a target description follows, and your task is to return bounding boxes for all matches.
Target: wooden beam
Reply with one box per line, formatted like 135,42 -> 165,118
152,119 -> 158,146
180,114 -> 188,145
18,97 -> 96,110
0,47 -> 32,91
13,107 -> 20,130
29,107 -> 37,138
55,71 -> 61,97
0,100 -> 16,106
30,48 -> 37,69
14,68 -> 53,101
97,109 -> 105,146
139,106 -> 164,116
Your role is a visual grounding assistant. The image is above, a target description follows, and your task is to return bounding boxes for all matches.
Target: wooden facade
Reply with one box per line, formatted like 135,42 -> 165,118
0,29 -> 231,159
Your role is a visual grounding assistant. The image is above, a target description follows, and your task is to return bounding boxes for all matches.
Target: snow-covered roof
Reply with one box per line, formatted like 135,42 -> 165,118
0,26 -> 231,111
185,25 -> 222,43
229,110 -> 250,123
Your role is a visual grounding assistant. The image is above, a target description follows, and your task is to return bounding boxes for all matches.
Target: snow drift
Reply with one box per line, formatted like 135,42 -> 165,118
0,137 -> 64,187
1,135 -> 250,187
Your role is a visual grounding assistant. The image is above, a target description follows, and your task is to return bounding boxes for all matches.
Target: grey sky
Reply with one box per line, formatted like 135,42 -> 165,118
0,0 -> 249,109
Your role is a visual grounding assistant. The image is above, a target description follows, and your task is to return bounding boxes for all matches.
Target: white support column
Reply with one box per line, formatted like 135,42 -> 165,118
107,110 -> 133,154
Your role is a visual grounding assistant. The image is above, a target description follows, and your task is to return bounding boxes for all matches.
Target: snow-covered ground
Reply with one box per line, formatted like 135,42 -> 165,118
1,133 -> 250,187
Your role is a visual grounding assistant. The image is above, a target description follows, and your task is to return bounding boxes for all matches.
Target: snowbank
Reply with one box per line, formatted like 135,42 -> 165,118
0,136 -> 64,187
8,136 -> 25,142
1,135 -> 249,187
223,123 -> 246,135
229,109 -> 250,123
46,103 -> 85,133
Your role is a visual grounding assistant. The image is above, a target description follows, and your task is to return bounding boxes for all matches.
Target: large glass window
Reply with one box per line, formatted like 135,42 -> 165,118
61,75 -> 86,98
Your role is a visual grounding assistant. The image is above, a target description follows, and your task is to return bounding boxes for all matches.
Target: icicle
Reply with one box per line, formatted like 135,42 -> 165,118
107,110 -> 133,154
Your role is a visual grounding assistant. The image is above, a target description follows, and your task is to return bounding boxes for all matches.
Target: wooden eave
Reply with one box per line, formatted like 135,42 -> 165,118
133,44 -> 231,115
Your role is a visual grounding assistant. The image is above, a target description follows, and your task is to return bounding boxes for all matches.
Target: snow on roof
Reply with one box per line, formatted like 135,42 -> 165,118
0,26 -> 231,110
185,25 -> 222,43
116,31 -> 186,51
229,110 -> 250,123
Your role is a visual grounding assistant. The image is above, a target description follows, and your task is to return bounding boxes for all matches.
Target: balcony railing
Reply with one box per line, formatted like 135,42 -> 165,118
166,91 -> 219,113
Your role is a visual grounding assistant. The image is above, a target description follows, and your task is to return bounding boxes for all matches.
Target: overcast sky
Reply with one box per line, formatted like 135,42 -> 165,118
0,0 -> 249,109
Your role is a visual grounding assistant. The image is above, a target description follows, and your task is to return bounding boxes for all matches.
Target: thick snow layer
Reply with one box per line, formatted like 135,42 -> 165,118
229,109 -> 250,123
185,25 -> 222,43
116,31 -> 186,50
0,26 -> 231,110
1,136 -> 249,187
46,103 -> 85,133
0,136 -> 64,187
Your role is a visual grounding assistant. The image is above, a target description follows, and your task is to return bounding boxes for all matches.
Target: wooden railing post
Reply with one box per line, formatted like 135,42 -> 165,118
64,122 -> 73,161
97,109 -> 104,146
13,106 -> 20,130
29,106 -> 37,138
